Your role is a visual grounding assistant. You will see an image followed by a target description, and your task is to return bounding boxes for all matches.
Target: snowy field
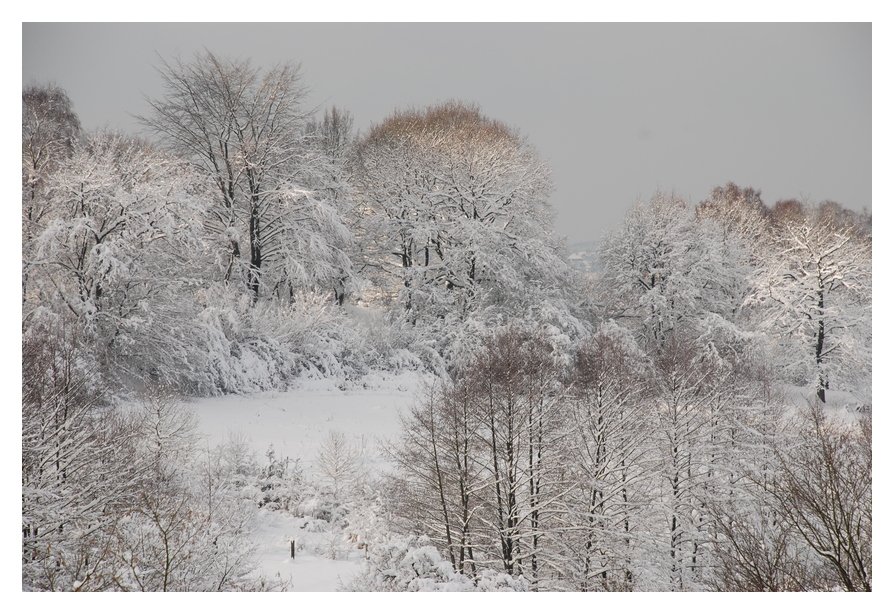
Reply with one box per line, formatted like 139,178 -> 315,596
187,371 -> 424,591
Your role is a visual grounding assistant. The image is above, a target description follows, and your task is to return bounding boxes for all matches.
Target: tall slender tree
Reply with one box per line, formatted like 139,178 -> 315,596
564,324 -> 652,590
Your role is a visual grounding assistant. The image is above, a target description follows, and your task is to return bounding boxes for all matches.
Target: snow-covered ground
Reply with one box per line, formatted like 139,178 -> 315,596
249,507 -> 366,591
187,371 -> 424,591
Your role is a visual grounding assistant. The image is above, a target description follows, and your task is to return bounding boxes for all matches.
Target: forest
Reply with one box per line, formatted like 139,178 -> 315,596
22,51 -> 871,592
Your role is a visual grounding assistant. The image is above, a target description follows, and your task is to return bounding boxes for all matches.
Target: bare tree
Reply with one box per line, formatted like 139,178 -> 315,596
707,474 -> 826,591
387,377 -> 486,577
465,326 -> 568,584
762,405 -> 871,591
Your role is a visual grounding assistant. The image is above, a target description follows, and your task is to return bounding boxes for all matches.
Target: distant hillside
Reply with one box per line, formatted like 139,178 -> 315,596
566,239 -> 603,274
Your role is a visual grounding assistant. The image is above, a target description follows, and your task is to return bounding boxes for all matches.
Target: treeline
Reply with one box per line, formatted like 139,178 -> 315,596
22,53 -> 871,402
22,52 -> 576,398
22,51 -> 870,591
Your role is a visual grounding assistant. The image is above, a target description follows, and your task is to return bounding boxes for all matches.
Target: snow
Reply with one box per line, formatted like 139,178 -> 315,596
250,507 -> 366,591
187,370 -> 423,591
189,370 -> 420,470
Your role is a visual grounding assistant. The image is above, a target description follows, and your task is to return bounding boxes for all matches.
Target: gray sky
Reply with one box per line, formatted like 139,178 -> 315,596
22,22 -> 871,244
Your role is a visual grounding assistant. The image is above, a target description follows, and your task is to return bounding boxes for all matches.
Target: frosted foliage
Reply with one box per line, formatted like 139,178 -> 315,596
22,75 -> 872,592
597,191 -> 782,381
27,126 -> 415,397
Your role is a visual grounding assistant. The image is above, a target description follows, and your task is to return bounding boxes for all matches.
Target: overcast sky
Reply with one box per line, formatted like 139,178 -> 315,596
22,22 -> 870,244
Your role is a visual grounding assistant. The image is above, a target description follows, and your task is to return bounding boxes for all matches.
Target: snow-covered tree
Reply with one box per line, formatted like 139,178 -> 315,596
23,84 -> 81,202
696,182 -> 771,247
597,190 -> 768,378
304,106 -> 359,304
351,101 -> 572,329
718,402 -> 873,592
467,326 -> 568,583
765,404 -> 871,591
140,51 -> 356,303
598,193 -> 704,342
389,326 -> 569,586
22,84 -> 81,306
705,398 -> 829,592
28,131 -> 210,389
22,320 -> 145,591
314,429 -> 370,502
108,390 -> 280,591
647,329 -> 735,590
388,378 -> 487,576
749,202 -> 871,402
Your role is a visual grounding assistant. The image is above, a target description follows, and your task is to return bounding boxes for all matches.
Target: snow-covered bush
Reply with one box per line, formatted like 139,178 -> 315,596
184,285 -> 437,395
254,445 -> 305,512
341,535 -> 528,592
